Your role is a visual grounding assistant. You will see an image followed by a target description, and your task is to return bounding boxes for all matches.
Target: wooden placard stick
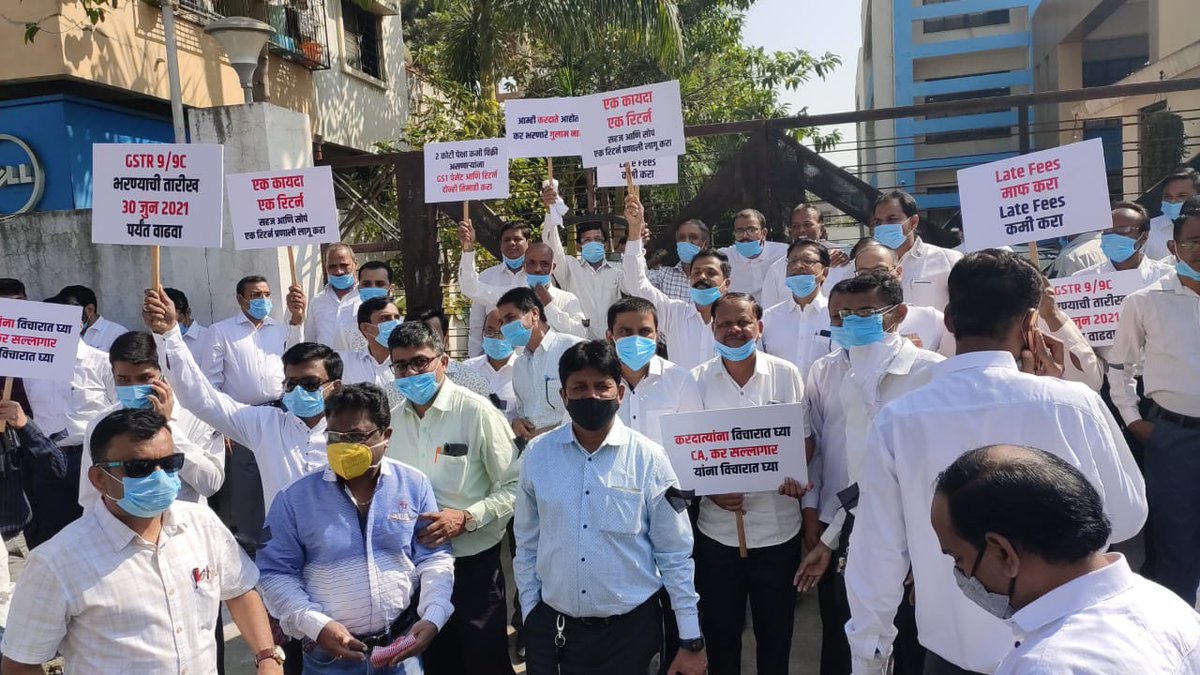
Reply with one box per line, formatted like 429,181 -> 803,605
547,157 -> 554,184
286,246 -> 298,287
463,201 -> 469,224
1028,240 -> 1041,269
150,245 -> 161,292
735,510 -> 748,558
624,162 -> 639,199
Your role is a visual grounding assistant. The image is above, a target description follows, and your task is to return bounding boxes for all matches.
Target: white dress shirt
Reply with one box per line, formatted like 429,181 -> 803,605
719,241 -> 788,301
759,255 -> 852,311
29,340 -> 113,443
465,353 -> 519,420
337,348 -> 396,393
543,209 -> 623,340
691,351 -> 807,549
0,499 -> 257,675
761,294 -> 833,380
1146,214 -> 1175,262
159,325 -> 328,513
81,315 -> 128,352
622,239 -> 716,371
619,355 -> 703,446
846,351 -> 1147,673
307,284 -> 366,353
459,251 -> 589,339
201,312 -> 303,406
512,330 -> 586,430
1109,273 -> 1200,425
1048,231 -> 1106,278
467,262 -> 527,356
180,321 -> 211,363
898,304 -> 956,357
804,350 -> 851,524
1072,256 -> 1174,365
897,237 -> 963,311
999,554 -> 1200,675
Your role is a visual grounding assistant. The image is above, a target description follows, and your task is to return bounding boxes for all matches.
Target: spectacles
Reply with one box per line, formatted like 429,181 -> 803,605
94,452 -> 186,479
1107,227 -> 1141,237
391,356 -> 437,376
733,226 -> 762,237
787,257 -> 824,269
284,377 -> 329,392
835,304 -> 898,320
327,428 -> 381,445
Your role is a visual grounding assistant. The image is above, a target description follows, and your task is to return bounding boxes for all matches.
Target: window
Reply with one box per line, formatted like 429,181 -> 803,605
342,0 -> 383,79
921,84 -> 1012,144
922,3 -> 1010,34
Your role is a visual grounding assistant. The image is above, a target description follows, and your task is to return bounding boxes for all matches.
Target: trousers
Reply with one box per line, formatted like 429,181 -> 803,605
1144,413 -> 1200,605
422,543 -> 515,675
524,596 -> 662,675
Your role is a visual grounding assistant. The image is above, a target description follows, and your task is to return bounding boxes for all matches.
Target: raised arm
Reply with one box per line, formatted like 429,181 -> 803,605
457,220 -> 506,307
620,195 -> 675,311
540,183 -> 574,287
543,291 -> 588,338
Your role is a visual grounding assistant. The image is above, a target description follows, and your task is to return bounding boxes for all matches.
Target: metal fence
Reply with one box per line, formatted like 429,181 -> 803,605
174,0 -> 331,69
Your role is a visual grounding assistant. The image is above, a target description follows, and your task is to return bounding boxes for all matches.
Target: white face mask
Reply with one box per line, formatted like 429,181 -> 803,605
953,544 -> 1016,620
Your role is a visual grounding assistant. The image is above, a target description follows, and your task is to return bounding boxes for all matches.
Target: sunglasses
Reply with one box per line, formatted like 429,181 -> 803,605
95,452 -> 186,478
284,378 -> 329,392
327,428 -> 382,445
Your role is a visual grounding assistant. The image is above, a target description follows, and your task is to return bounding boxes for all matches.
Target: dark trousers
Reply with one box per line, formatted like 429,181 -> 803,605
218,441 -> 266,554
21,444 -> 83,548
817,563 -> 851,675
1144,414 -> 1200,605
892,590 -> 925,675
423,543 -> 514,675
524,597 -> 662,675
923,651 -> 985,675
1101,376 -> 1155,575
695,530 -> 803,675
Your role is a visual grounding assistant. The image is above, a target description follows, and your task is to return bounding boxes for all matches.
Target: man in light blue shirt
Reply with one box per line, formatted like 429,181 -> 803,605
514,340 -> 706,675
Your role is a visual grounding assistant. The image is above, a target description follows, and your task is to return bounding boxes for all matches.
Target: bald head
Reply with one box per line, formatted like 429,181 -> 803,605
853,239 -> 900,276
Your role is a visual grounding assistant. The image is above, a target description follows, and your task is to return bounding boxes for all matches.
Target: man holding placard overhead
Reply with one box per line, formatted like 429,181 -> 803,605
308,243 -> 367,353
867,191 -> 962,312
540,181 -> 623,340
466,222 -> 532,357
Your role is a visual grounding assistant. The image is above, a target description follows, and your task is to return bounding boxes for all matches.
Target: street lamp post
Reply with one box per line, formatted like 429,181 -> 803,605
204,17 -> 276,105
161,0 -> 187,143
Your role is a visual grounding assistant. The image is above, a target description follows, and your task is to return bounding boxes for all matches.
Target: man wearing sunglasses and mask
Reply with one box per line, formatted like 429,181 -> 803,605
1,408 -> 280,675
385,322 -> 520,675
257,383 -> 456,673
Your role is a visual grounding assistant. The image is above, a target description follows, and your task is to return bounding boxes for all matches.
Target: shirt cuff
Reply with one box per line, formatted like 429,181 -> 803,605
299,610 -> 336,642
520,591 -> 540,621
1118,405 -> 1143,428
464,502 -> 491,529
801,490 -> 820,510
820,521 -> 843,549
421,604 -> 452,631
675,609 -> 701,641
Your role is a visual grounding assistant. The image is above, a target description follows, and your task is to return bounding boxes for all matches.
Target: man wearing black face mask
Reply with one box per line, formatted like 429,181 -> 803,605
513,341 -> 707,675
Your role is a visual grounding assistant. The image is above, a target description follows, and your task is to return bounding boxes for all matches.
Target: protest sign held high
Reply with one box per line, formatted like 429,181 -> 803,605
504,97 -> 583,158
579,80 -> 685,168
226,166 -> 340,251
0,298 -> 82,383
1051,270 -> 1146,347
423,138 -> 511,204
597,156 -> 679,188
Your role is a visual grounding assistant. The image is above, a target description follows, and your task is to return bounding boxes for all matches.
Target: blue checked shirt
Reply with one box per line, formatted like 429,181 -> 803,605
514,419 -> 701,639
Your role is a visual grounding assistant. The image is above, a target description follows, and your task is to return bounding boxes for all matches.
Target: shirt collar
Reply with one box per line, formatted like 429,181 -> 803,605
429,377 -> 461,412
534,329 -> 561,354
1163,273 -> 1200,297
93,496 -> 186,552
931,350 -> 1017,378
234,311 -> 276,327
900,237 -> 926,263
322,456 -> 395,483
557,416 -> 632,454
789,293 -> 828,315
1010,553 -> 1133,635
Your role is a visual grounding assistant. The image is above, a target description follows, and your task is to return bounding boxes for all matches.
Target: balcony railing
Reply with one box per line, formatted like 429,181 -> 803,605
173,0 -> 331,71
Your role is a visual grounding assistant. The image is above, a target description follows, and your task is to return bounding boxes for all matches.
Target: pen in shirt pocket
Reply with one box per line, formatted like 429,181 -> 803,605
435,446 -> 441,464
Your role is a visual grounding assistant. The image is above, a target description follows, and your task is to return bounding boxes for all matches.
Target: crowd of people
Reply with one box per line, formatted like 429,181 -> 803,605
2,169 -> 1200,675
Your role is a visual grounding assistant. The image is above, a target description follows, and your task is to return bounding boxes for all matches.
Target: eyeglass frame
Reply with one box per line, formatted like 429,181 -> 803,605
835,303 -> 899,321
94,452 -> 186,479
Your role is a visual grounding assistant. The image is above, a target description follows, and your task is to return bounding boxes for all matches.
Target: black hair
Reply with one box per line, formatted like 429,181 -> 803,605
576,221 -> 607,243
236,275 -> 268,297
691,248 -> 732,279
57,285 -> 97,309
497,287 -> 547,323
109,331 -> 161,368
787,238 -> 832,267
791,203 -> 824,223
1174,196 -> 1200,242
356,297 -> 394,326
326,382 -> 392,431
873,190 -> 919,219
712,292 -> 763,320
1110,201 -> 1151,233
164,288 -> 190,315
359,260 -> 394,283
946,249 -> 1041,340
387,320 -> 445,356
1162,167 -> 1200,194
677,218 -> 711,243
0,278 -> 26,298
282,342 -> 343,381
935,445 -> 1111,564
409,307 -> 450,339
733,208 -> 766,229
90,408 -> 171,463
499,222 -> 533,241
829,269 -> 904,305
607,296 -> 659,331
558,340 -> 621,385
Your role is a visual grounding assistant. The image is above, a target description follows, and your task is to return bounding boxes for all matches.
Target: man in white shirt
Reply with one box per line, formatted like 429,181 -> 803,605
0,408 -> 282,675
649,218 -> 711,302
495,287 -> 585,443
868,190 -> 963,311
306,243 -> 367,353
622,195 -> 729,370
464,309 -> 519,420
690,292 -> 811,675
1047,232 -> 1106,279
357,260 -> 395,302
845,249 -> 1147,675
761,204 -> 852,309
57,284 -> 128,352
605,296 -> 702,446
459,221 -> 589,339
1146,168 -> 1199,261
851,239 -> 956,356
466,222 -> 531,356
334,296 -> 400,399
541,183 -> 622,340
761,239 -> 834,379
1109,198 -> 1200,605
719,208 -> 788,301
164,288 -> 210,363
932,445 -> 1200,675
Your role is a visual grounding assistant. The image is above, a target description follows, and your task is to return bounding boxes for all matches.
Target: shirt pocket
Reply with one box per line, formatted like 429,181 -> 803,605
433,453 -> 471,496
601,486 -> 645,536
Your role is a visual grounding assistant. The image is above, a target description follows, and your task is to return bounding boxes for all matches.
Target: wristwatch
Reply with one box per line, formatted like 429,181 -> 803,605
463,510 -> 479,533
254,646 -> 286,667
679,636 -> 705,652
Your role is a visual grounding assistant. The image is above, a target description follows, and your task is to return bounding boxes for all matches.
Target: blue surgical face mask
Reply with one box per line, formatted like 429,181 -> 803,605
735,239 -> 764,258
834,313 -> 887,348
714,339 -> 756,362
527,274 -> 552,288
482,336 -> 515,360
581,242 -> 606,264
103,468 -> 181,518
1100,233 -> 1140,264
501,318 -> 533,348
359,287 -> 389,302
615,335 -> 657,371
179,322 -> 190,336
689,286 -> 722,307
1177,260 -> 1200,281
394,371 -> 440,406
116,384 -> 155,410
329,273 -> 355,291
247,298 -> 272,321
873,222 -> 907,249
785,274 -> 818,299
504,255 -> 525,270
1162,200 -> 1185,221
374,319 -> 402,349
677,241 -> 701,264
283,384 -> 326,419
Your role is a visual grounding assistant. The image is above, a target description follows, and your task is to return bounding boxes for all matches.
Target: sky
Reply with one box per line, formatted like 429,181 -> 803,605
741,0 -> 863,167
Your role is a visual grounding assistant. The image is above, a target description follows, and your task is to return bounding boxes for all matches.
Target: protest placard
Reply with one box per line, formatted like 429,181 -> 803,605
91,143 -> 224,248
957,138 -> 1110,252
423,139 -> 510,204
1050,270 -> 1146,347
226,166 -> 340,251
505,97 -> 582,158
0,298 -> 82,382
660,403 -> 807,495
579,80 -> 685,168
596,156 -> 678,187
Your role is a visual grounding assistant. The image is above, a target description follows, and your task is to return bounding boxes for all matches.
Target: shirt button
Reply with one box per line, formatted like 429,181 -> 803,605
581,589 -> 586,594
581,557 -> 586,562
585,490 -> 590,495
176,627 -> 183,634
583,524 -> 588,529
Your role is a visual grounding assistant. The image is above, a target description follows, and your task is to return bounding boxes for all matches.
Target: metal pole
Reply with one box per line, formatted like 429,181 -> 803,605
161,0 -> 187,143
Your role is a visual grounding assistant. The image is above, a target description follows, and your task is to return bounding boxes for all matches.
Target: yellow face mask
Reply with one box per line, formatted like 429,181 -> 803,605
327,442 -> 377,480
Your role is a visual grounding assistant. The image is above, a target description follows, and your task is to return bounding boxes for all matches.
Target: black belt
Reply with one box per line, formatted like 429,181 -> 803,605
1151,402 -> 1200,430
549,595 -> 655,627
352,594 -> 420,648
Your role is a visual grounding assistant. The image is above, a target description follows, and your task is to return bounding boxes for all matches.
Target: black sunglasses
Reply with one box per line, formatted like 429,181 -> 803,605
95,453 -> 186,479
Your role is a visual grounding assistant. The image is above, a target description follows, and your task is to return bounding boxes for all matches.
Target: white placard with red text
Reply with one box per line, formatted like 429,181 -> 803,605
1051,270 -> 1147,347
579,80 -> 685,168
423,139 -> 511,203
0,299 -> 82,382
596,156 -> 679,187
92,143 -> 224,248
226,166 -> 340,250
957,138 -> 1110,251
504,97 -> 583,158
660,403 -> 807,495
